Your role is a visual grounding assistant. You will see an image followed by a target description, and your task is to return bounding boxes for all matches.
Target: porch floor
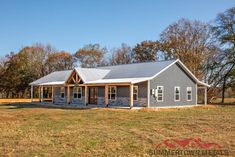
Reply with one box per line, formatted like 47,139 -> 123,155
31,102 -> 144,110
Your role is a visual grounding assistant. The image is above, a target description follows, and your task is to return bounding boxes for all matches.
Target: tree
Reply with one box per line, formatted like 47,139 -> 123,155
132,41 -> 161,63
159,18 -> 216,79
75,44 -> 106,68
213,7 -> 235,103
46,51 -> 75,72
0,44 -> 55,98
109,43 -> 133,65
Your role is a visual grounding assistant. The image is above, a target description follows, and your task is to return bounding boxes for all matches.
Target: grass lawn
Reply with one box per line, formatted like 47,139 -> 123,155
0,104 -> 234,156
211,98 -> 235,104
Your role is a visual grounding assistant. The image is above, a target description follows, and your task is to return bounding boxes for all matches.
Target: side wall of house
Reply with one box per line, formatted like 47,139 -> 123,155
150,63 -> 197,107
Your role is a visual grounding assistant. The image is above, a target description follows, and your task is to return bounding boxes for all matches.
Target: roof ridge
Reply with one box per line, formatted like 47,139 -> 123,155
75,67 -> 110,70
96,59 -> 177,68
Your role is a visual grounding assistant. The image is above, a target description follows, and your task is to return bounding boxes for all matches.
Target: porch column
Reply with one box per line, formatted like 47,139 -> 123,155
196,84 -> 198,105
67,85 -> 70,104
204,87 -> 207,105
51,86 -> 54,103
105,85 -> 108,107
41,86 -> 44,102
147,80 -> 150,108
38,86 -> 41,102
130,84 -> 133,109
85,85 -> 88,105
31,85 -> 33,102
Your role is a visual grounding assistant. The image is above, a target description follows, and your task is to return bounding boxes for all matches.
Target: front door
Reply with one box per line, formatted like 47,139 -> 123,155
89,87 -> 98,104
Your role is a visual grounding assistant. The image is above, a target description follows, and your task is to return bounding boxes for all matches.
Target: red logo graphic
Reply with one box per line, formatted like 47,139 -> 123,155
155,138 -> 221,149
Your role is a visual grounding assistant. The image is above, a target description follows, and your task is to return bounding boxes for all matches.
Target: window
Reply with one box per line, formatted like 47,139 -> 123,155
187,87 -> 192,101
73,87 -> 82,99
174,87 -> 180,101
108,86 -> 116,100
133,86 -> 138,101
60,87 -> 65,98
155,86 -> 164,102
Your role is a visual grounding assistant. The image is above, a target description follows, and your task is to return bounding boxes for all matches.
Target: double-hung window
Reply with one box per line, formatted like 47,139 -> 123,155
155,86 -> 164,102
174,86 -> 180,101
133,86 -> 138,101
187,87 -> 192,101
73,87 -> 82,99
60,87 -> 65,98
108,86 -> 116,100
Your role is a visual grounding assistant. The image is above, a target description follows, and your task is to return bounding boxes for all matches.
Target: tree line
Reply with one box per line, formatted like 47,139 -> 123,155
0,7 -> 234,103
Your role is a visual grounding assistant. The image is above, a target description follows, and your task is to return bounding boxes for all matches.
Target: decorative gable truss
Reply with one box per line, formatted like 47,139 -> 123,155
66,70 -> 83,85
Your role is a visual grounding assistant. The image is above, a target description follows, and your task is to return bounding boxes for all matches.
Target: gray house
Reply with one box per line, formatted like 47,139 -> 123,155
29,59 -> 209,108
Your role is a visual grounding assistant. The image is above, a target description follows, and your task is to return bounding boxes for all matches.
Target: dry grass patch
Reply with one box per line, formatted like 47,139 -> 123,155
0,103 -> 234,156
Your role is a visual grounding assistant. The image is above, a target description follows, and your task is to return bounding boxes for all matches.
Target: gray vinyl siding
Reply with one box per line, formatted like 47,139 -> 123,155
117,86 -> 129,97
98,86 -> 104,97
136,81 -> 147,98
150,63 -> 197,107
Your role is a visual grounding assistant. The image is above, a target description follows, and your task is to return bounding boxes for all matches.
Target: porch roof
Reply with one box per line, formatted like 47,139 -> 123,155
29,70 -> 72,85
85,77 -> 151,85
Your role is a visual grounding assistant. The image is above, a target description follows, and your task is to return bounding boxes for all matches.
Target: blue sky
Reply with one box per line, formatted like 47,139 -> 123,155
0,0 -> 234,56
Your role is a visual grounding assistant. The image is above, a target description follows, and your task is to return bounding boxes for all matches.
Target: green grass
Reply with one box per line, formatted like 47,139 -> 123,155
0,104 -> 234,156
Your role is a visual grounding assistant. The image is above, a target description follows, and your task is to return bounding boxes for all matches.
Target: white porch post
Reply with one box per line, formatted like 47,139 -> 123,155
204,87 -> 207,105
31,86 -> 33,102
105,85 -> 108,107
147,80 -> 150,108
130,84 -> 133,109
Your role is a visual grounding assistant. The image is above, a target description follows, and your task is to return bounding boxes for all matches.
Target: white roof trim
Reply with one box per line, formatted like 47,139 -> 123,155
149,59 -> 210,87
150,59 -> 179,79
37,81 -> 65,86
85,77 -> 150,84
176,60 -> 210,87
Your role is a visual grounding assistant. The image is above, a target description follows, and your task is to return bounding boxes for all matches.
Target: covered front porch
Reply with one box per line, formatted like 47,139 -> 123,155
30,83 -> 148,109
30,69 -> 148,109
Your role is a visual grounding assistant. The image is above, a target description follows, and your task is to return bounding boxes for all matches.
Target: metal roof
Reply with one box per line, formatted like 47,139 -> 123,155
29,59 -> 209,87
75,68 -> 110,82
98,59 -> 176,79
29,70 -> 72,85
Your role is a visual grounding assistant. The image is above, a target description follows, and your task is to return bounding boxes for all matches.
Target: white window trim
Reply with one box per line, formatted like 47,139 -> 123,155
156,86 -> 164,102
186,87 -> 192,101
73,87 -> 82,100
108,86 -> 117,100
174,86 -> 180,102
60,87 -> 65,98
133,86 -> 138,101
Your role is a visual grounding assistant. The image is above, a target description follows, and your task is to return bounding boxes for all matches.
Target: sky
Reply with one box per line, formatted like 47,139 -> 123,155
0,0 -> 234,56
